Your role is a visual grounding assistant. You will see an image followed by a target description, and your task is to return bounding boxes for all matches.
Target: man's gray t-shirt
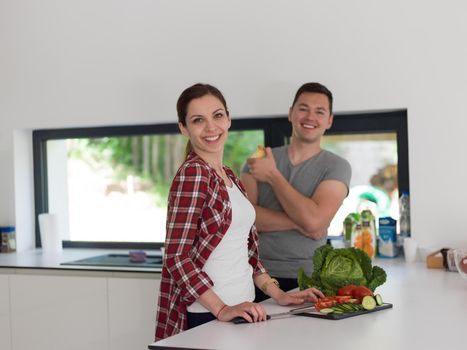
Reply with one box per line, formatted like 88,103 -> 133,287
243,145 -> 351,278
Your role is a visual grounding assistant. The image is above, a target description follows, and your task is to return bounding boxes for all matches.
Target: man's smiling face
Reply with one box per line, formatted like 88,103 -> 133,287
288,92 -> 333,144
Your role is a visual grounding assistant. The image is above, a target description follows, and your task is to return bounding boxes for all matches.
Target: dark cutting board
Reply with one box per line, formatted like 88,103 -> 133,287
298,303 -> 393,320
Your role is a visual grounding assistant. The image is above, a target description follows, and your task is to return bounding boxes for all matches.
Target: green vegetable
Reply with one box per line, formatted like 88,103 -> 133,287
375,294 -> 383,306
333,304 -> 351,312
368,266 -> 387,291
361,295 -> 377,310
319,308 -> 335,314
298,244 -> 387,296
320,303 -> 365,315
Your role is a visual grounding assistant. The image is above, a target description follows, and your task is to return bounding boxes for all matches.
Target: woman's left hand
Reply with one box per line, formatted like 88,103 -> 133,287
275,287 -> 324,306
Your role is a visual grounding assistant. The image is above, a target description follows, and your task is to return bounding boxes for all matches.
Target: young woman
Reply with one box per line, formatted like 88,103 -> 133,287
155,83 -> 323,341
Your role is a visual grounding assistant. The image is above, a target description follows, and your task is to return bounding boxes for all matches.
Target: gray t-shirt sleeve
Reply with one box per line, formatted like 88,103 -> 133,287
323,153 -> 352,193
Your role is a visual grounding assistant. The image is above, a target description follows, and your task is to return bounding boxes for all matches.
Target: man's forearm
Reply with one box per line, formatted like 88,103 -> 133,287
254,205 -> 299,232
267,170 -> 325,232
255,205 -> 326,239
245,167 -> 327,234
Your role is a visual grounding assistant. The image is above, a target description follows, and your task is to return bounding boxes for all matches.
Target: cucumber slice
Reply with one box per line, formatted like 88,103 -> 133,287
361,295 -> 377,310
340,303 -> 355,312
332,304 -> 348,312
350,303 -> 363,311
319,308 -> 334,314
374,294 -> 383,306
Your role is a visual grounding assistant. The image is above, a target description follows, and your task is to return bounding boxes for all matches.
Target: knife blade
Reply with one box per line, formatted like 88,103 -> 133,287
232,304 -> 315,324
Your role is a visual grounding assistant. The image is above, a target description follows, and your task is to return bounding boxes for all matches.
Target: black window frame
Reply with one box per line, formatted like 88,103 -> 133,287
33,109 -> 409,249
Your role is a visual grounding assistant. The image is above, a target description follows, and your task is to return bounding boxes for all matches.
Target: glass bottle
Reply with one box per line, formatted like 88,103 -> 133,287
399,192 -> 411,237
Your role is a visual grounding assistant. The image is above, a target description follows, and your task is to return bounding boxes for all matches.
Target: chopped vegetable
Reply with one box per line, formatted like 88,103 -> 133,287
375,294 -> 383,306
319,308 -> 335,314
318,302 -> 365,315
315,295 -> 358,311
317,293 -> 386,315
352,285 -> 374,303
361,295 -> 377,310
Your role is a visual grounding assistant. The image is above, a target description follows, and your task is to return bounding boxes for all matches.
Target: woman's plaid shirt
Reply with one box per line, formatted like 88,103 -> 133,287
155,152 -> 266,341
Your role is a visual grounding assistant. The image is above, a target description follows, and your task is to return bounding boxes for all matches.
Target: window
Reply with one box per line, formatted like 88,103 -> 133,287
33,110 -> 408,248
322,133 -> 399,236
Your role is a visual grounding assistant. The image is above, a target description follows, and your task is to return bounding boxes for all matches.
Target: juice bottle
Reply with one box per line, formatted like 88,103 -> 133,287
352,210 -> 376,258
343,213 -> 360,248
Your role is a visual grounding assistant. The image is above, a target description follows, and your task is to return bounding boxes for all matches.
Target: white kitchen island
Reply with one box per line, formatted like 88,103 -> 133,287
149,258 -> 466,350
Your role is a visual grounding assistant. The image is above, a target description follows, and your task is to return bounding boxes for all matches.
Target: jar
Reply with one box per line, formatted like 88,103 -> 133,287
0,226 -> 16,253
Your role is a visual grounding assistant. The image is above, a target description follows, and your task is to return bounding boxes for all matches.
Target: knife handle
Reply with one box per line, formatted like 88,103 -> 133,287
232,315 -> 271,324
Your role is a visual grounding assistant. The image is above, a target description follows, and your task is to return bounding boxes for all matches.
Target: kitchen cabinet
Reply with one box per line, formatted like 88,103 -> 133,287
0,267 -> 161,350
0,274 -> 11,350
10,273 -> 108,350
108,276 -> 160,350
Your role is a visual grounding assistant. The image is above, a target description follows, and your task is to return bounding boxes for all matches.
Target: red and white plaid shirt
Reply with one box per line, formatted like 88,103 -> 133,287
155,152 -> 266,341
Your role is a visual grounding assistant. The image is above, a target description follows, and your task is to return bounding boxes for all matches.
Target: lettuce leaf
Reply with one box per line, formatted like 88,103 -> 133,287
298,244 -> 387,295
368,266 -> 387,291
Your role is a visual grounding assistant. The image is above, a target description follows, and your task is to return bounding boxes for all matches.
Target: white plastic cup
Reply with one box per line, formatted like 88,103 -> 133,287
403,237 -> 418,263
38,213 -> 62,254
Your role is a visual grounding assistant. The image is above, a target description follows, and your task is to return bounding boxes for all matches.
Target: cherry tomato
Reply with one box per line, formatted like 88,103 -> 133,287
337,285 -> 358,296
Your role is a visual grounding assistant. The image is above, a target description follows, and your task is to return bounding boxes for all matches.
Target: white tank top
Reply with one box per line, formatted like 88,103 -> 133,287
187,183 -> 256,313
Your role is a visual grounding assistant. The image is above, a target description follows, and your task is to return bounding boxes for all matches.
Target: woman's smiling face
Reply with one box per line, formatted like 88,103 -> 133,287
179,94 -> 231,157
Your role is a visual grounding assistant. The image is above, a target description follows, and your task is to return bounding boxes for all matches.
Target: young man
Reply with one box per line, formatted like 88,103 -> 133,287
241,82 -> 351,301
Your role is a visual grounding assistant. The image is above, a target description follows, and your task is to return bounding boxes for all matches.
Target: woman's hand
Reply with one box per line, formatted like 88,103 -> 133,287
216,302 -> 267,323
274,287 -> 324,306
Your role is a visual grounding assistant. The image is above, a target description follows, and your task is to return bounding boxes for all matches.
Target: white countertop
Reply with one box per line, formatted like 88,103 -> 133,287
149,258 -> 467,350
0,248 -> 162,273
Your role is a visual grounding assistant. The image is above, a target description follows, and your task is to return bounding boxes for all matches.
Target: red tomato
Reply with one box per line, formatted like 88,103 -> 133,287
315,300 -> 337,311
335,295 -> 353,303
315,304 -> 324,311
352,285 -> 374,303
319,297 -> 337,303
337,285 -> 357,296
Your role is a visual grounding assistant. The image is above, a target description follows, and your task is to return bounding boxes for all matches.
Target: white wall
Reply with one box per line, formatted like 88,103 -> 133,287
1,0 -> 466,251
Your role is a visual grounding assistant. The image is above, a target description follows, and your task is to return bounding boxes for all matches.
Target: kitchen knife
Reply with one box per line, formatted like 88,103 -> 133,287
232,304 -> 315,324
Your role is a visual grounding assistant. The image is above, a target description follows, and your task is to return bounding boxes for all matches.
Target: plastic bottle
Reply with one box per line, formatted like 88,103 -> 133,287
399,191 -> 411,237
359,210 -> 377,258
343,213 -> 360,248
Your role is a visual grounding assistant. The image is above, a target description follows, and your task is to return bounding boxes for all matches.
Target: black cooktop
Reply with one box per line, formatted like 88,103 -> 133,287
61,253 -> 162,268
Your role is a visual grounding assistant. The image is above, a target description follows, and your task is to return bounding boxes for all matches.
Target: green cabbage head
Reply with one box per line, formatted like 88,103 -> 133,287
298,244 -> 387,296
